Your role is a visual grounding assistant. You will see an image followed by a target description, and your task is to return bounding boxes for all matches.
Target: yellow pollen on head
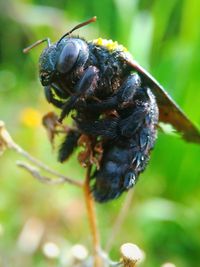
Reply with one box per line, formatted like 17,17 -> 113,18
95,38 -> 104,46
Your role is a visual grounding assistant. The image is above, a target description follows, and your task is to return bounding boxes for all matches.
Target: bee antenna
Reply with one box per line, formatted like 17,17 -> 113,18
23,38 -> 51,53
57,16 -> 97,45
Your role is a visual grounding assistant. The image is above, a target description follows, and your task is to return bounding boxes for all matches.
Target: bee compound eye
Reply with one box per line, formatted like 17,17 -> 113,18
57,41 -> 80,73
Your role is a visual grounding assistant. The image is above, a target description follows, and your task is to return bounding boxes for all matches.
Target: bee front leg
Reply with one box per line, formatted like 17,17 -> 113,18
51,83 -> 69,99
59,66 -> 99,122
74,66 -> 99,96
44,86 -> 64,108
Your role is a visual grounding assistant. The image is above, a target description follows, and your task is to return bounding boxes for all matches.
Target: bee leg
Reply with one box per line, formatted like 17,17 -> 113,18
58,95 -> 78,122
79,83 -> 150,140
44,86 -> 64,108
59,66 -> 99,122
119,105 -> 149,137
76,79 -> 150,141
77,101 -> 148,139
77,73 -> 141,113
78,95 -> 118,113
117,73 -> 141,107
58,129 -> 81,162
119,87 -> 158,137
75,117 -> 119,139
51,83 -> 69,99
76,103 -> 148,140
74,66 -> 99,96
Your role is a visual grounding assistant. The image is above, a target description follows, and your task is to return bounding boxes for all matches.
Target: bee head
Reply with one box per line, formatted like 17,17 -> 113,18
23,17 -> 97,86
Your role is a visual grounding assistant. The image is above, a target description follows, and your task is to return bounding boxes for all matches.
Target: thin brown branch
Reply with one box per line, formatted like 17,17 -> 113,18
83,165 -> 101,267
0,120 -> 82,188
17,161 -> 82,187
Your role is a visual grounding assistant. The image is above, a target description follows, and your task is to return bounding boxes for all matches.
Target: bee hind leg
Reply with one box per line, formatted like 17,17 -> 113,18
78,73 -> 142,113
75,117 -> 119,139
58,129 -> 81,162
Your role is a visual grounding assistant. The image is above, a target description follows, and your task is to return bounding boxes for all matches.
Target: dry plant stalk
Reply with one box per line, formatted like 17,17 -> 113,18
0,120 -> 82,187
84,165 -> 101,267
0,120 -> 101,266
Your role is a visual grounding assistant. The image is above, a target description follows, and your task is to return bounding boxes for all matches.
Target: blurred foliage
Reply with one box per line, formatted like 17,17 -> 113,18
0,0 -> 200,266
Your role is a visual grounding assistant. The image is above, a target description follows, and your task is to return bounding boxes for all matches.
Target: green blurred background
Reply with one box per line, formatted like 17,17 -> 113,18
0,0 -> 200,266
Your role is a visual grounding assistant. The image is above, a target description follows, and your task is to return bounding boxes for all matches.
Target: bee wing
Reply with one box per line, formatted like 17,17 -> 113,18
126,58 -> 200,144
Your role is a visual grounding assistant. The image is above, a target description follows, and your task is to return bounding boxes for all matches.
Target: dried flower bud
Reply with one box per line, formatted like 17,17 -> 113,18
120,243 -> 144,267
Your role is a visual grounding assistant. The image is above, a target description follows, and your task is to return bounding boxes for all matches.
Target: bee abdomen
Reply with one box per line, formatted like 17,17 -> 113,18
93,133 -> 154,202
93,88 -> 158,202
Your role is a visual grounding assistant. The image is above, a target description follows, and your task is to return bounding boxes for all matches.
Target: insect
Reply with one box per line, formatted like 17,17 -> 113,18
24,17 -> 200,202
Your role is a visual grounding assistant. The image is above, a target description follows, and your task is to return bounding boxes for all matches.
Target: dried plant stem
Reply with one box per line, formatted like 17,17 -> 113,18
12,143 -> 83,187
105,189 -> 134,252
17,161 -> 82,186
84,166 -> 101,267
0,121 -> 82,187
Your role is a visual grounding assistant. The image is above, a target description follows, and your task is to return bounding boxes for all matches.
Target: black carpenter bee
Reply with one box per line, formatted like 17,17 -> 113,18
24,17 -> 200,202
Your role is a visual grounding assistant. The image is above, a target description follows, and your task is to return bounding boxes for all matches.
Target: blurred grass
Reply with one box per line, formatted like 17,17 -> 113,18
0,0 -> 200,266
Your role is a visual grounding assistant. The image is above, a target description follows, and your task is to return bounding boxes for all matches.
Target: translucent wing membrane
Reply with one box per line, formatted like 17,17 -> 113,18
127,59 -> 200,144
